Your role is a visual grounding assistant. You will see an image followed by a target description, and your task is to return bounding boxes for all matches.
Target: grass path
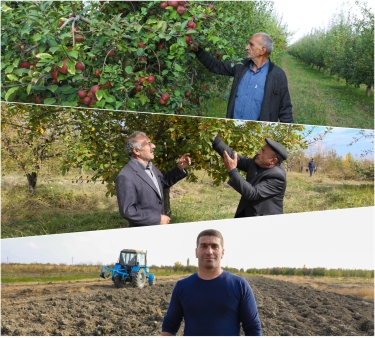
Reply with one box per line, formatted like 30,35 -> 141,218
1,171 -> 373,238
281,54 -> 374,129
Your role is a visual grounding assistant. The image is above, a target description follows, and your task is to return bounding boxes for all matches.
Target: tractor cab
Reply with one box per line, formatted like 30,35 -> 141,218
100,248 -> 155,288
118,249 -> 146,267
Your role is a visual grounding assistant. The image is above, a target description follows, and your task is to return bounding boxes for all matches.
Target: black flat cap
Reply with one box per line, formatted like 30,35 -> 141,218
265,138 -> 288,160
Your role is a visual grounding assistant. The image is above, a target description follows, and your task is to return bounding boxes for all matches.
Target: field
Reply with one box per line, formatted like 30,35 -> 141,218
1,274 -> 373,336
2,170 -> 373,238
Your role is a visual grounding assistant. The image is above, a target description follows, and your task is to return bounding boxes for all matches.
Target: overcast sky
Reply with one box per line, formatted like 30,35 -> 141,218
2,207 -> 373,270
304,126 -> 374,160
272,0 -> 371,44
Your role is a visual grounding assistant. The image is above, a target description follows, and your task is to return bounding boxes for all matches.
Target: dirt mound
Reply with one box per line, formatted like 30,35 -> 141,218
1,276 -> 373,336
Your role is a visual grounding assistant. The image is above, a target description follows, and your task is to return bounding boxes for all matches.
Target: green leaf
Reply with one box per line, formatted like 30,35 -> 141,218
7,74 -> 18,81
162,69 -> 169,75
5,87 -> 19,101
13,58 -> 20,67
46,85 -> 59,93
177,36 -> 186,46
33,33 -> 42,42
134,24 -> 142,33
125,66 -> 133,74
156,20 -> 167,32
96,90 -> 104,101
67,51 -> 78,59
67,60 -> 76,74
36,53 -> 53,59
26,84 -> 32,95
5,65 -> 15,73
139,95 -> 148,105
44,97 -> 57,105
105,96 -> 115,103
174,64 -> 182,71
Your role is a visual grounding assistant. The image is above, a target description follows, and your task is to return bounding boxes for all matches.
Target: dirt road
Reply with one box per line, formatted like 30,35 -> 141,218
1,276 -> 373,336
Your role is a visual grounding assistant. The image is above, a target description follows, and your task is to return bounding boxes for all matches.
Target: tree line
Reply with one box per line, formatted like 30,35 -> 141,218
152,264 -> 374,278
288,1 -> 373,96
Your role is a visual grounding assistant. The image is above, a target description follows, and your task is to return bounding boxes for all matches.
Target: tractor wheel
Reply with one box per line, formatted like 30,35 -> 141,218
149,276 -> 155,286
132,269 -> 146,289
114,274 -> 125,288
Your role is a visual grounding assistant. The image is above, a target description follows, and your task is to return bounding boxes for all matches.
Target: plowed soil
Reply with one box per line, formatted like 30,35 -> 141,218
1,276 -> 373,336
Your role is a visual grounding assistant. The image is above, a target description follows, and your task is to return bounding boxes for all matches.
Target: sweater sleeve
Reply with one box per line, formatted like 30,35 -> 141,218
239,280 -> 262,336
162,282 -> 183,335
212,135 -> 253,173
195,47 -> 237,77
277,71 -> 294,123
228,170 -> 285,201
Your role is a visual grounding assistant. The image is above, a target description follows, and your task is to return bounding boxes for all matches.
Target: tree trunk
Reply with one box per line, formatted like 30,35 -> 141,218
26,172 -> 38,194
163,187 -> 172,217
366,85 -> 372,97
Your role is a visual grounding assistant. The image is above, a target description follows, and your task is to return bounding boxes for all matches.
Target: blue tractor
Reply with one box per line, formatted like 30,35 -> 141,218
100,249 -> 155,289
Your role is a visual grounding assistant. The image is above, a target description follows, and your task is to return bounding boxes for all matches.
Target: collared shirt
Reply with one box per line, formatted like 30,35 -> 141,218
233,60 -> 269,121
131,158 -> 162,197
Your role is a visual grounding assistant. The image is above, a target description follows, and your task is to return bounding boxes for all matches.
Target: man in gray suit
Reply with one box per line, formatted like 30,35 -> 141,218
116,131 -> 191,227
212,135 -> 287,217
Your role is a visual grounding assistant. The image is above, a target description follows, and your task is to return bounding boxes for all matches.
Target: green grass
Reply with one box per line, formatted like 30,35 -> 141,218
281,54 -> 374,128
1,171 -> 373,238
1,274 -> 100,283
1,174 -> 127,238
284,173 -> 374,213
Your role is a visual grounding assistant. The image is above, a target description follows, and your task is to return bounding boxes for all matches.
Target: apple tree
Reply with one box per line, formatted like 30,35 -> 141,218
1,103 -> 74,193
1,1 -> 288,115
2,102 -> 307,217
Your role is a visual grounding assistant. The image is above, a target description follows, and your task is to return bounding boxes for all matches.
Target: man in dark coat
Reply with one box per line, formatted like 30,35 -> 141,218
116,131 -> 191,227
191,32 -> 293,123
212,135 -> 287,217
308,159 -> 315,177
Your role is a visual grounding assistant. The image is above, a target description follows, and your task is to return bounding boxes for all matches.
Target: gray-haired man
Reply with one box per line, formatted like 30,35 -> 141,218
116,131 -> 191,227
190,32 -> 293,123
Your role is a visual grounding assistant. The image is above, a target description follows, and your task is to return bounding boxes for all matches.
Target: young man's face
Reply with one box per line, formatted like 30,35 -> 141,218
254,144 -> 277,168
196,235 -> 224,270
133,135 -> 155,164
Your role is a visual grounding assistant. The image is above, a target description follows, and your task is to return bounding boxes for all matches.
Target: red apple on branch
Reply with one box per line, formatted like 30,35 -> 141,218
161,93 -> 170,101
177,6 -> 185,15
75,62 -> 85,72
78,90 -> 87,99
57,59 -> 68,74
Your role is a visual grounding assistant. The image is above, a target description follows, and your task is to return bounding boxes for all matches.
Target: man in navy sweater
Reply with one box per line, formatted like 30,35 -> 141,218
190,32 -> 293,123
161,229 -> 262,336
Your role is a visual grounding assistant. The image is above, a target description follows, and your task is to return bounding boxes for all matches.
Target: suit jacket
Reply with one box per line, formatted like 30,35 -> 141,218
195,47 -> 294,123
213,137 -> 286,217
116,159 -> 188,227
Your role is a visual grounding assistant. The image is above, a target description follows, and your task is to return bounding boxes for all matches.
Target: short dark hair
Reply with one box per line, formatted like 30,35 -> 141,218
196,229 -> 224,248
